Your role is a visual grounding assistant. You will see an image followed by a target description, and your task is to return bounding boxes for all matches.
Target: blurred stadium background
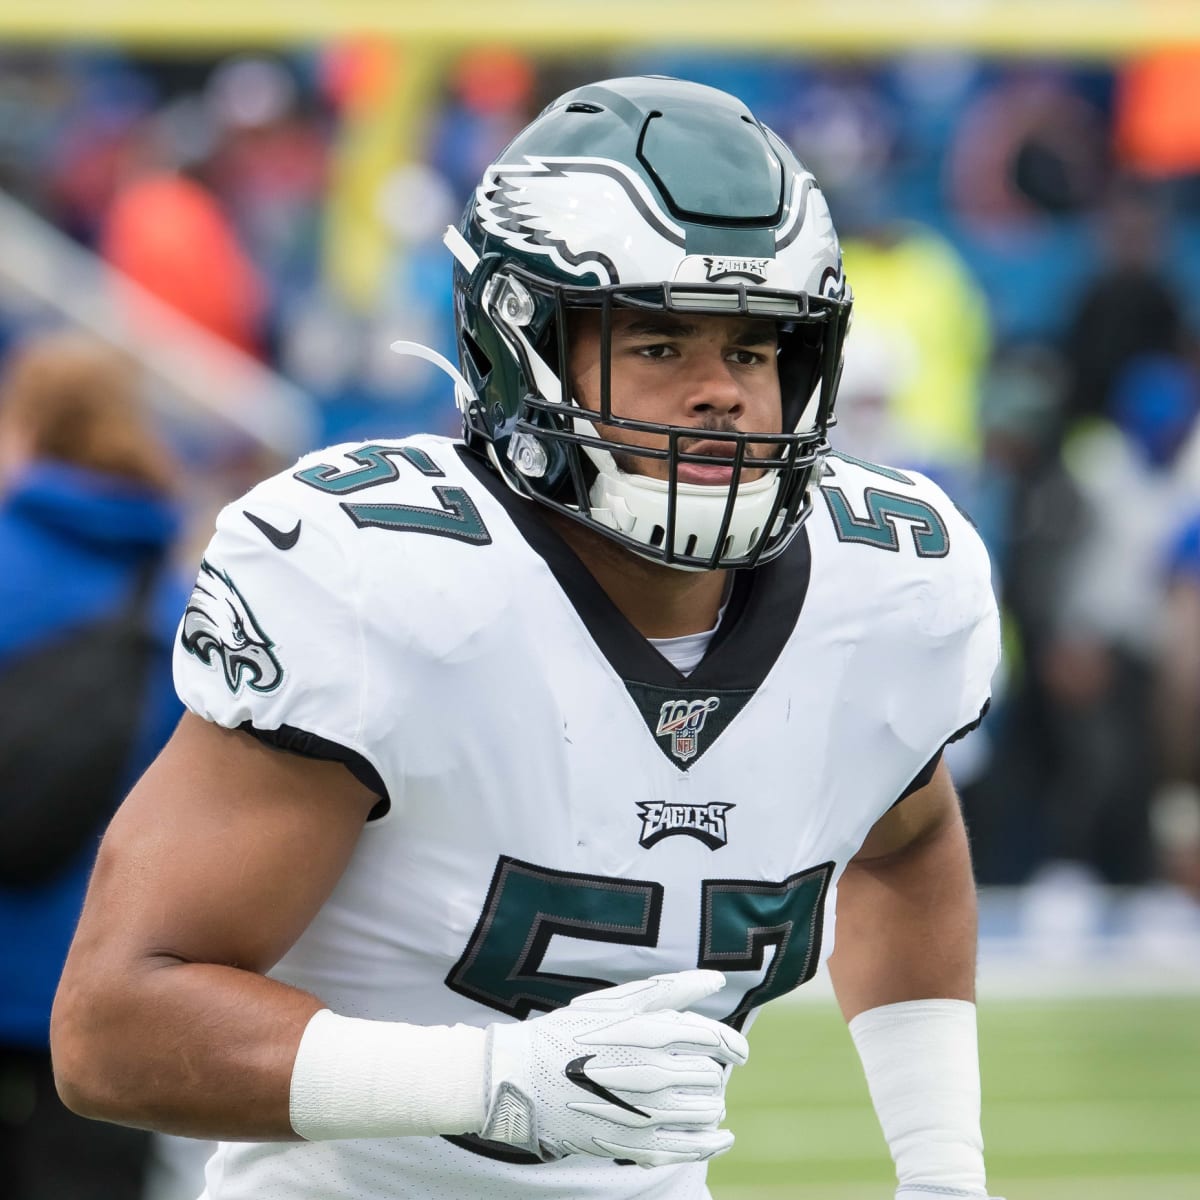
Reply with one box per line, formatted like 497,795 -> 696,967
1,3 -> 1199,1198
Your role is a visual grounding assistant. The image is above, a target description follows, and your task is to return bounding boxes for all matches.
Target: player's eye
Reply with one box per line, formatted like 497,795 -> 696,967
633,342 -> 678,359
728,348 -> 769,366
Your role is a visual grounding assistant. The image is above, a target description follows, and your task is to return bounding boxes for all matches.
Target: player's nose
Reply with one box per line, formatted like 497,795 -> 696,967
681,354 -> 743,420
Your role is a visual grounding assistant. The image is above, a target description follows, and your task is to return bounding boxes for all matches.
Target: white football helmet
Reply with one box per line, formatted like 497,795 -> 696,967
445,75 -> 852,571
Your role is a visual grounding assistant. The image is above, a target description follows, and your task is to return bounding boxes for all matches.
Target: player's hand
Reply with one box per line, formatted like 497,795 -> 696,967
896,1192 -> 1006,1199
479,969 -> 748,1168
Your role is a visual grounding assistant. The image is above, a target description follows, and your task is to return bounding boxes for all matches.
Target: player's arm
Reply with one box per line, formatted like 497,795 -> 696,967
51,711 -> 380,1139
827,759 -> 999,1199
52,712 -> 747,1164
828,758 -> 976,1016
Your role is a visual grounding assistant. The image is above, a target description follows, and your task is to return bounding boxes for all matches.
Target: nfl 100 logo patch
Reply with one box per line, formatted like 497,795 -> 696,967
655,696 -> 720,763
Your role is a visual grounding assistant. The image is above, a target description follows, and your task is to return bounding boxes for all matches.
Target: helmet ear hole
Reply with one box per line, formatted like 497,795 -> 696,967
778,325 -> 826,429
461,329 -> 492,379
534,317 -> 559,366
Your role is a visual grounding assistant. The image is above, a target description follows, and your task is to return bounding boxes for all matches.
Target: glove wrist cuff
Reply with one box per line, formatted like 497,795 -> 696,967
849,999 -> 987,1195
289,1009 -> 487,1140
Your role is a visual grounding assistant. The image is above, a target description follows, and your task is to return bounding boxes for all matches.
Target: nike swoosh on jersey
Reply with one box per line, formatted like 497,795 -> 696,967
244,511 -> 302,550
563,1055 -> 649,1118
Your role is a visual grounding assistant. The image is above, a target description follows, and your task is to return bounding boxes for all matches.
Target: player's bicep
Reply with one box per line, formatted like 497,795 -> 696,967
851,757 -> 961,864
74,711 -> 378,976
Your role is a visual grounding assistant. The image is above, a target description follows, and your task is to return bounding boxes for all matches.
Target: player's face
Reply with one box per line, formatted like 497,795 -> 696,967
568,310 -> 782,484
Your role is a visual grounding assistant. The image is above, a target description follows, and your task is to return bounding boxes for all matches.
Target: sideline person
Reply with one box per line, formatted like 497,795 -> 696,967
0,331 -> 187,1200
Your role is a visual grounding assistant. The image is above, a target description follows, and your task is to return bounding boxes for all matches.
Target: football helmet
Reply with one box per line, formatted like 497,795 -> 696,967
446,75 -> 852,570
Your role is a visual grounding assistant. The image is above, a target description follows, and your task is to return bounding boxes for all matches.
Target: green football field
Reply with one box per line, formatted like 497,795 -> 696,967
708,995 -> 1200,1200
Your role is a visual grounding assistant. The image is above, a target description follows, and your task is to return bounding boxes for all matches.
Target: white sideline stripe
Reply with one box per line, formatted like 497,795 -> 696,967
976,939 -> 1200,999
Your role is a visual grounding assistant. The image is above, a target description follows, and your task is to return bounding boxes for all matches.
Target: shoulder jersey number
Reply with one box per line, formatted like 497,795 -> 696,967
447,854 -> 833,1030
820,451 -> 948,558
295,443 -> 491,545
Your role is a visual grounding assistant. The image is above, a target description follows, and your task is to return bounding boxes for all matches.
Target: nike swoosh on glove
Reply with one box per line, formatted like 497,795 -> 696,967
480,969 -> 748,1168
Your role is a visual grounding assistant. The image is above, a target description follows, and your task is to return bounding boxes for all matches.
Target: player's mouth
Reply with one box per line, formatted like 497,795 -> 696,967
677,439 -> 756,485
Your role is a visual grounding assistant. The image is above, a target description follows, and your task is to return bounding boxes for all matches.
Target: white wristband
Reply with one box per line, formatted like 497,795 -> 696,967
289,1009 -> 487,1140
848,998 -> 988,1197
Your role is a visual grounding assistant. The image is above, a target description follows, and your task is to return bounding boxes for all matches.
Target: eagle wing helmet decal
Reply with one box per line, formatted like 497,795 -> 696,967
475,155 -> 831,293
180,559 -> 283,695
475,157 -> 689,285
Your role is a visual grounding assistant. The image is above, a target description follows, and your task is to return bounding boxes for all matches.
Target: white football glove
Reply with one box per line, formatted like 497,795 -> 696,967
479,968 -> 748,1168
895,1191 -> 1006,1199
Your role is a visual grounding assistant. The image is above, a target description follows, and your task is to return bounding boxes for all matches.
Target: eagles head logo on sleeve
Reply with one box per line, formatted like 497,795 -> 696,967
180,560 -> 283,695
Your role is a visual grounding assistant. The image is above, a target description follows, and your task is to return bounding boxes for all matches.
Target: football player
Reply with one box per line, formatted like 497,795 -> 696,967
51,76 -> 1004,1200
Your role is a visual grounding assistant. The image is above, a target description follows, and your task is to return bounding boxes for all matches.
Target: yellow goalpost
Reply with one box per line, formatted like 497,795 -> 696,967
0,1 -> 1198,58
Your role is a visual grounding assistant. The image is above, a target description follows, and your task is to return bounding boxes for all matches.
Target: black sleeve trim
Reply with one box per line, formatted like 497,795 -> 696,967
896,748 -> 942,804
947,696 -> 991,745
239,722 -> 390,820
891,697 -> 992,807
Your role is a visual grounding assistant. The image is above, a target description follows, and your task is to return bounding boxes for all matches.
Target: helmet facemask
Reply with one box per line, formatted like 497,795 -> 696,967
456,253 -> 849,571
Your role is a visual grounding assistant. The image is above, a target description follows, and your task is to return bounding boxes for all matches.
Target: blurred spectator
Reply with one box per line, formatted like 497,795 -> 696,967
0,331 -> 188,1200
99,172 -> 267,356
202,55 -> 330,301
1061,178 -> 1188,426
37,54 -> 158,245
1154,510 -> 1200,901
827,325 -> 916,468
962,342 -> 1087,884
970,342 -> 1075,579
781,64 -> 897,218
1115,48 -> 1200,184
946,67 -> 1110,226
1031,356 -> 1200,896
840,220 -> 991,490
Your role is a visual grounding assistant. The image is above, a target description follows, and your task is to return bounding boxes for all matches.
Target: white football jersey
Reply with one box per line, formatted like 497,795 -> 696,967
174,436 -> 999,1200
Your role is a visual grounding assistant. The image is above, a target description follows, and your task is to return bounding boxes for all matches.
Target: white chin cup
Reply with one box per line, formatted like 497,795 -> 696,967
583,443 -> 782,566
